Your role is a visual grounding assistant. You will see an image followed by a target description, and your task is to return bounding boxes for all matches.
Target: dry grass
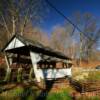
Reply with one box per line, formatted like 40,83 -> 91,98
73,60 -> 100,68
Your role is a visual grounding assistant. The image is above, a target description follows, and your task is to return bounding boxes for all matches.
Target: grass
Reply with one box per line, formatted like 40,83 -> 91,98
0,73 -> 100,100
0,82 -> 73,100
0,84 -> 41,100
87,71 -> 100,81
73,69 -> 100,82
0,81 -> 100,100
47,90 -> 72,100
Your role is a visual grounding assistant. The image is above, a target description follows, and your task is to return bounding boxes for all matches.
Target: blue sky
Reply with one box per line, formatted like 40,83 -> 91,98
41,0 -> 100,34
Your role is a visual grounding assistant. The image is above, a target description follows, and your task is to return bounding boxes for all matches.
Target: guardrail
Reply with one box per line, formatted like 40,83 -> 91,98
70,79 -> 100,93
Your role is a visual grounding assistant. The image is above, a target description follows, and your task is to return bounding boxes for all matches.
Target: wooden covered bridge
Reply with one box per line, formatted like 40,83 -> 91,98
2,34 -> 72,82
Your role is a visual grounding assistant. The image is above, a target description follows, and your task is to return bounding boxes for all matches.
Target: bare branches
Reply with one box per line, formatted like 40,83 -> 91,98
74,12 -> 100,62
0,0 -> 48,48
1,14 -> 11,39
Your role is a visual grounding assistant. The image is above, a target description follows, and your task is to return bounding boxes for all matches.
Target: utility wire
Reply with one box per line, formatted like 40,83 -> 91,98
45,0 -> 93,41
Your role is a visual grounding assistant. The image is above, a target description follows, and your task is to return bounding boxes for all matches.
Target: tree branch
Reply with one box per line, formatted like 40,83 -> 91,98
1,14 -> 11,39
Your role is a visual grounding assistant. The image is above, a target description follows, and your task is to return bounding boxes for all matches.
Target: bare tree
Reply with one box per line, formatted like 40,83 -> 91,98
74,12 -> 100,63
50,23 -> 77,58
23,22 -> 50,46
0,0 -> 48,47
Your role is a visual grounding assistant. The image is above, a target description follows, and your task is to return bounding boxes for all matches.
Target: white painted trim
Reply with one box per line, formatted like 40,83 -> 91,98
30,51 -> 72,81
5,37 -> 25,50
37,68 -> 72,80
30,51 -> 41,82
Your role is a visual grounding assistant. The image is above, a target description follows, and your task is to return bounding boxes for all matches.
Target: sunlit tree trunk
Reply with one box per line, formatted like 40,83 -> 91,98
79,33 -> 83,67
12,16 -> 16,35
1,15 -> 10,40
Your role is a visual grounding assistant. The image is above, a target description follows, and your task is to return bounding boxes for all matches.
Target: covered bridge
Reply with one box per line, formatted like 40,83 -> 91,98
2,34 -> 72,82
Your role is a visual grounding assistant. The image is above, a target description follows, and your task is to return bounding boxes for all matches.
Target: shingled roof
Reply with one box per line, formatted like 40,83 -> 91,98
2,34 -> 71,60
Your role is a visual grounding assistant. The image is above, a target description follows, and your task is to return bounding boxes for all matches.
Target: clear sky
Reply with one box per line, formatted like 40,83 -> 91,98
41,0 -> 100,34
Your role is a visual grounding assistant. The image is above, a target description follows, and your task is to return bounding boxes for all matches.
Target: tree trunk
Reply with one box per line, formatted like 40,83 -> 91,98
4,53 -> 11,82
1,15 -> 10,40
79,33 -> 83,67
12,16 -> 16,35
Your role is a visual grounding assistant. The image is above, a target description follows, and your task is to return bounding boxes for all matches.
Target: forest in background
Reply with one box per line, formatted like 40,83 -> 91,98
0,0 -> 100,66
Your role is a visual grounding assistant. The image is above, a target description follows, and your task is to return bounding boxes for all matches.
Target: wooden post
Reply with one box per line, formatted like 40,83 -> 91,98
4,53 -> 10,69
4,52 -> 11,82
29,68 -> 34,80
17,67 -> 23,83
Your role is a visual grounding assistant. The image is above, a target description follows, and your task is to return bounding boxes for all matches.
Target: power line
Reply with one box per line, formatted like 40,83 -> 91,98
45,0 -> 93,41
